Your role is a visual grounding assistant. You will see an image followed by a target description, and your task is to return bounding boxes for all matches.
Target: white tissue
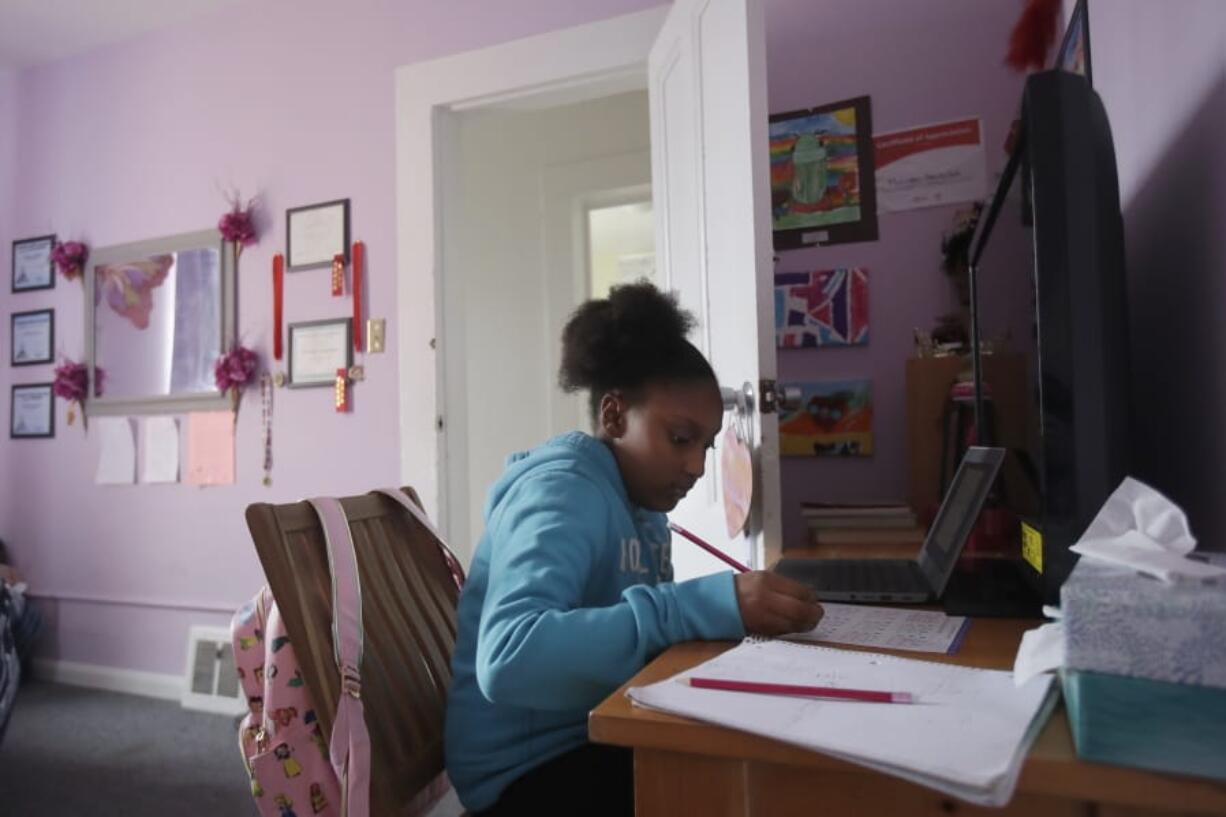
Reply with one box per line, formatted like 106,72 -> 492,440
1013,621 -> 1065,687
1069,477 -> 1226,582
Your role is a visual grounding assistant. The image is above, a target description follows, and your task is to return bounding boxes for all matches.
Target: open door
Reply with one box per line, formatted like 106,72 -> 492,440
649,0 -> 780,578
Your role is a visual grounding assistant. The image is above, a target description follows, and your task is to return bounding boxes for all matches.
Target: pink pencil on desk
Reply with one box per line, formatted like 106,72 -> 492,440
668,522 -> 750,573
686,676 -> 915,704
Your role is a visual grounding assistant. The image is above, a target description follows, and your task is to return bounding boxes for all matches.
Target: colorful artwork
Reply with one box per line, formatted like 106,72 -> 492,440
769,95 -> 878,248
778,380 -> 873,458
774,268 -> 869,348
94,254 -> 173,330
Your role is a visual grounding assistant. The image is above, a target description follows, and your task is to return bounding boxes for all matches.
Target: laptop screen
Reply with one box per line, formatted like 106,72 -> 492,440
916,448 -> 1005,592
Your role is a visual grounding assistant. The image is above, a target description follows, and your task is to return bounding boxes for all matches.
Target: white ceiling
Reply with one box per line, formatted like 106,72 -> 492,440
0,0 -> 241,69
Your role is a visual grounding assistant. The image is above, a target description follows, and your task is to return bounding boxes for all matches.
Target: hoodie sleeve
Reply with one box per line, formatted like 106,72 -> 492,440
475,470 -> 745,712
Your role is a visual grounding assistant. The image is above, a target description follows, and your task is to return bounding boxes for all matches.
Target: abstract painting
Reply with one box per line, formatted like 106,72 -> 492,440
778,380 -> 873,457
769,95 -> 878,248
774,268 -> 869,348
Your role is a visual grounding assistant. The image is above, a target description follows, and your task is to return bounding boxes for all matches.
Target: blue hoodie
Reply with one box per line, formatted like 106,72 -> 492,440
444,432 -> 745,812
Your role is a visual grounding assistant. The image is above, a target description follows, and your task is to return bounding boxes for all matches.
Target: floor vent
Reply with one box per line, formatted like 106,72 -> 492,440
182,625 -> 246,716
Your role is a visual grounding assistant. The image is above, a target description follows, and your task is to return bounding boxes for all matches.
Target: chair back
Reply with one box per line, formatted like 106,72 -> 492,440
245,487 -> 461,815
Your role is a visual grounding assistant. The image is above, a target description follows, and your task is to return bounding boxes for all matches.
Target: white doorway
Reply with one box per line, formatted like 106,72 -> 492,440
393,8 -> 665,563
442,90 -> 653,554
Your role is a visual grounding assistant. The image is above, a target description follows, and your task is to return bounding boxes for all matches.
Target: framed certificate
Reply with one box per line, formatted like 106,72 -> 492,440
11,309 -> 54,366
288,318 -> 352,388
286,199 -> 350,270
12,235 -> 56,292
11,383 -> 54,438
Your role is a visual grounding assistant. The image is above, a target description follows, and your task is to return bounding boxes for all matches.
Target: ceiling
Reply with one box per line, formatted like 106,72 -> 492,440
0,0 -> 241,69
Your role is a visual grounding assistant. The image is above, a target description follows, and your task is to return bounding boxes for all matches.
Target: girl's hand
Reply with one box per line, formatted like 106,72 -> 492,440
733,571 -> 824,636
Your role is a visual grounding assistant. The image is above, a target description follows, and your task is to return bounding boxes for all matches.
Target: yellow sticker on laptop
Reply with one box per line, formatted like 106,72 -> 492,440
1021,522 -> 1043,573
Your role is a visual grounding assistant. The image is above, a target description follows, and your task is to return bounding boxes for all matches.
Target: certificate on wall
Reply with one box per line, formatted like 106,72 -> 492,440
11,309 -> 54,366
11,235 -> 56,292
288,318 -> 353,387
873,118 -> 987,213
10,383 -> 54,438
286,199 -> 350,270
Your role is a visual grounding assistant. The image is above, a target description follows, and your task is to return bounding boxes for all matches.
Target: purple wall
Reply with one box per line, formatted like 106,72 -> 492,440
765,0 -> 1026,548
0,70 -> 14,534
0,0 -> 662,676
1088,0 -> 1226,550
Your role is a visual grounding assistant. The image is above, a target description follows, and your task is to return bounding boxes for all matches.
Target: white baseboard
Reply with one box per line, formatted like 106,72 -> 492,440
32,658 -> 184,702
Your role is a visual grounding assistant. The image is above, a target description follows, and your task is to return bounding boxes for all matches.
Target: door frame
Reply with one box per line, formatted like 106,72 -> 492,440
542,152 -> 652,436
394,8 -> 667,557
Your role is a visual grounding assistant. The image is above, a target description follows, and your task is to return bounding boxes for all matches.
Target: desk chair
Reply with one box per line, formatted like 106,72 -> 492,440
245,488 -> 461,816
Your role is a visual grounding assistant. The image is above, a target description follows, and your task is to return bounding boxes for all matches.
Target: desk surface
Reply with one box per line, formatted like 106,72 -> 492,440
589,618 -> 1226,814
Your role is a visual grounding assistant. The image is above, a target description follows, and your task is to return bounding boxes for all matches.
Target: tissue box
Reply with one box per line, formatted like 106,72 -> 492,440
1061,554 -> 1226,689
1062,669 -> 1226,782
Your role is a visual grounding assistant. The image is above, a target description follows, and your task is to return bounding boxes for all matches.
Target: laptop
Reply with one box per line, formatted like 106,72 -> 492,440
774,447 -> 1005,603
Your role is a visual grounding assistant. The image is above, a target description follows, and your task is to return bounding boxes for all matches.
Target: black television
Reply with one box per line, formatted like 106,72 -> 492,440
966,69 -> 1131,605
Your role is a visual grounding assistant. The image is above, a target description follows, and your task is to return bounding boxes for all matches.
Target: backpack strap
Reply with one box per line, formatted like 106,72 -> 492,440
308,497 -> 371,817
374,488 -> 466,590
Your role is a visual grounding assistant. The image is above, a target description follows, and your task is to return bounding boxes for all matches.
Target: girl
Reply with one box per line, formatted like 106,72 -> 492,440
444,283 -> 823,816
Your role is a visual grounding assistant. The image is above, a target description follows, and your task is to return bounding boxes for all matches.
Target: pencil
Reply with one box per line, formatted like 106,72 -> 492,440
685,676 -> 915,704
668,522 -> 750,573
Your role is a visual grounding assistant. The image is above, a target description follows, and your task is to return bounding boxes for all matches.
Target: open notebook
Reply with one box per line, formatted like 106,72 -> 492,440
628,639 -> 1056,806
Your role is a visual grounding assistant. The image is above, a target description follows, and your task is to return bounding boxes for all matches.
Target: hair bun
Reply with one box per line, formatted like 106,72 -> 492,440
559,281 -> 696,393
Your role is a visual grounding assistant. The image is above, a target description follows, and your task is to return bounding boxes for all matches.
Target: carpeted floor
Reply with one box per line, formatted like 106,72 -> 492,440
0,680 -> 257,816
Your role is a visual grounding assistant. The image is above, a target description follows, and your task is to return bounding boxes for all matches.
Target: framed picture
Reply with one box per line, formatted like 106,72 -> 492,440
774,268 -> 869,348
286,199 -> 351,270
778,379 -> 873,457
11,383 -> 54,439
1056,0 -> 1092,86
11,235 -> 56,292
288,318 -> 353,388
11,309 -> 54,366
769,96 -> 878,249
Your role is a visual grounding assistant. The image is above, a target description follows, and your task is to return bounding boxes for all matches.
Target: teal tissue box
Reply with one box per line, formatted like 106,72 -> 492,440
1061,554 -> 1226,688
1062,669 -> 1226,782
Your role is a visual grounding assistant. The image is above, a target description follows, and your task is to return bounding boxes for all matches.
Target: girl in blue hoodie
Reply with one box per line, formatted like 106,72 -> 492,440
445,282 -> 823,816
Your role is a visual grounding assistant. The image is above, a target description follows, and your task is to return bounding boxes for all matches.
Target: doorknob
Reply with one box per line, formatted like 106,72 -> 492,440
721,382 -> 756,414
721,381 -> 756,445
777,385 -> 802,412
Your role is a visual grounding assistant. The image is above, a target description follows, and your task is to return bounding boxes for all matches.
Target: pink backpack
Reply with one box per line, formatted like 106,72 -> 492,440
232,490 -> 465,817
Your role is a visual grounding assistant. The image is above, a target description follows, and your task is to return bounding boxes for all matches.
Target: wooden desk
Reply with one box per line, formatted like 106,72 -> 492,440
589,619 -> 1226,817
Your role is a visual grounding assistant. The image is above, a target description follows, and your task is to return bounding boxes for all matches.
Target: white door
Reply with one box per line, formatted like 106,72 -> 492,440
649,0 -> 780,578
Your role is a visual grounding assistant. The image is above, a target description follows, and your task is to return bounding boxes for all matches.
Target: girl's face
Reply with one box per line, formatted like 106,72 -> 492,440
599,379 -> 724,512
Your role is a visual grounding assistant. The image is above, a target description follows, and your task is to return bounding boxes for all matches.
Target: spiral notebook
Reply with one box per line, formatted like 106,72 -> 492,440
627,639 -> 1056,806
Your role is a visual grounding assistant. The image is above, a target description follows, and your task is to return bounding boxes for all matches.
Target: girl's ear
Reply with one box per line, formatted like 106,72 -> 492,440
598,391 -> 627,439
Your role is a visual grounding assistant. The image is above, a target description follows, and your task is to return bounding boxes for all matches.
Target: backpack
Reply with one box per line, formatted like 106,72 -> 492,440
232,489 -> 465,817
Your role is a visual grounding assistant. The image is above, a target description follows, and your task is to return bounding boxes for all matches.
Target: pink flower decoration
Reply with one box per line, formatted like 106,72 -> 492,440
51,241 -> 89,281
53,359 -> 104,402
215,345 -> 259,394
218,192 -> 259,250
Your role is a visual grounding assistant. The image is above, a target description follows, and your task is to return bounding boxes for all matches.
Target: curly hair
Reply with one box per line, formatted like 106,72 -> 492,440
559,282 -> 716,417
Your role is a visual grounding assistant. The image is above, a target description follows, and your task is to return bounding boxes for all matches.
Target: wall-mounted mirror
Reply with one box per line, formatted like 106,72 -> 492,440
85,229 -> 235,416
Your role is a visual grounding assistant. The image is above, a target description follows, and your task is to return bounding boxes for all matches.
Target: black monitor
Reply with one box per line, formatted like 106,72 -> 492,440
967,70 -> 1132,603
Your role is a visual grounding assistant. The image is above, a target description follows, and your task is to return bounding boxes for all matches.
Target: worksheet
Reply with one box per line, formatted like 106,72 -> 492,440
785,602 -> 969,654
628,639 -> 1056,807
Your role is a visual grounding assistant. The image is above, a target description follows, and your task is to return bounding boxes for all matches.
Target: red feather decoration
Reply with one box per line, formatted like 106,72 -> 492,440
1006,0 -> 1061,72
